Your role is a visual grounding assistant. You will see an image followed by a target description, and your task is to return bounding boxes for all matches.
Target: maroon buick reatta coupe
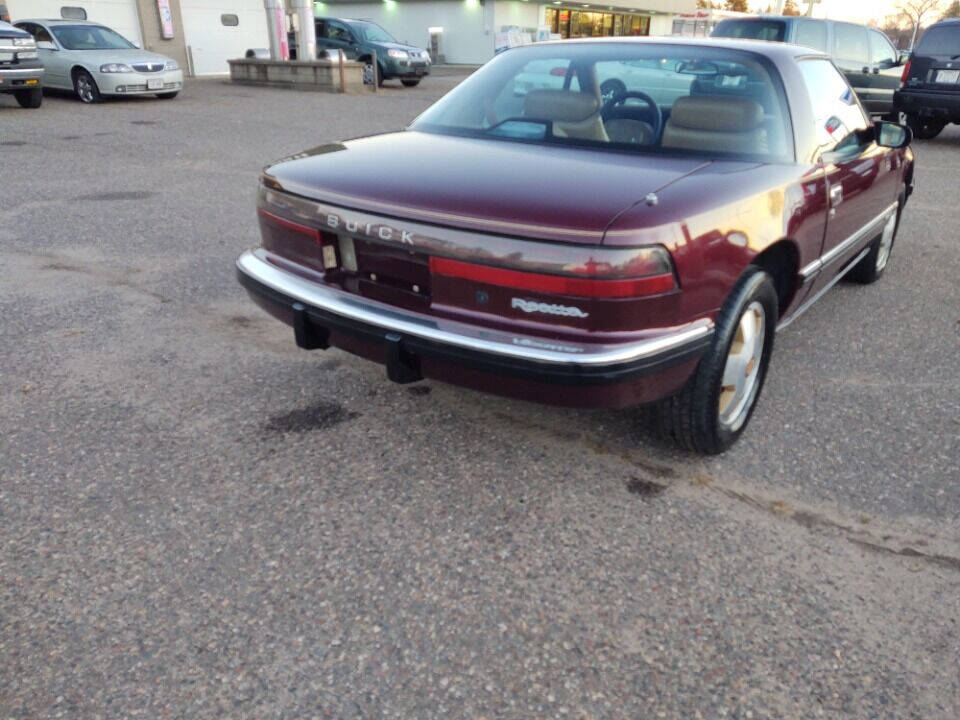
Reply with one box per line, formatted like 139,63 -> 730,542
237,37 -> 914,453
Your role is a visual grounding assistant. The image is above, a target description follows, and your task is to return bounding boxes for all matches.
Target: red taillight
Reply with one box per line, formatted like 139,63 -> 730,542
429,256 -> 676,299
550,66 -> 568,77
257,207 -> 320,242
900,59 -> 912,86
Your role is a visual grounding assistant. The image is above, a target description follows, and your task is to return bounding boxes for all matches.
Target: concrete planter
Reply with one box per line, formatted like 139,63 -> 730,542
227,58 -> 372,93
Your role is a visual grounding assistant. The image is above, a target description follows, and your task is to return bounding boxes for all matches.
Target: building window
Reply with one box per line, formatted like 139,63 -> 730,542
544,7 -> 648,40
60,6 -> 87,20
221,14 -> 239,27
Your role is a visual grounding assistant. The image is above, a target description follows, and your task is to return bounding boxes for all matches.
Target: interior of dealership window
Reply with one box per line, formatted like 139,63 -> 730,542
2,0 -> 702,73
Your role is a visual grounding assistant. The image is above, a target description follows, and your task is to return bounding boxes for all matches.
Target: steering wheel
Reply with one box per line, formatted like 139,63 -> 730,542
601,90 -> 663,144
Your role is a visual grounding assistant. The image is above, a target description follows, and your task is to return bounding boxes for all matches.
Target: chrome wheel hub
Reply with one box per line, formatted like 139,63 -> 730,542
876,211 -> 896,271
362,63 -> 375,85
719,301 -> 766,431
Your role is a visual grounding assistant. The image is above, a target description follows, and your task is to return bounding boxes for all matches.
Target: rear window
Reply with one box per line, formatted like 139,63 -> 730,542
712,20 -> 786,42
412,43 -> 794,162
916,25 -> 960,56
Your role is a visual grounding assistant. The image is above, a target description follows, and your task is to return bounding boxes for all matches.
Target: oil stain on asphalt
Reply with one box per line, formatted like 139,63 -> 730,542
264,402 -> 359,433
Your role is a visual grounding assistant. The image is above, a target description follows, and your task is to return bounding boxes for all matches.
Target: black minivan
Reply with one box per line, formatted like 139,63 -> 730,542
712,16 -> 905,117
895,19 -> 960,139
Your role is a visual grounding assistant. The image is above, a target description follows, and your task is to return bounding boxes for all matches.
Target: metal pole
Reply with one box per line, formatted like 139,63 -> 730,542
263,0 -> 288,60
291,0 -> 316,61
338,50 -> 345,93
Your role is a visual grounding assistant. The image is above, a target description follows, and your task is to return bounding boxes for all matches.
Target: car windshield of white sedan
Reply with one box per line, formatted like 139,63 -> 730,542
412,43 -> 793,161
51,25 -> 135,50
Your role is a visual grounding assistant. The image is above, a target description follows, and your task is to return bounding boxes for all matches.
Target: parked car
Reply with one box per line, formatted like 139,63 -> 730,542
14,19 -> 183,103
711,16 -> 906,117
0,19 -> 43,107
313,17 -> 430,86
894,18 -> 960,139
236,38 -> 913,453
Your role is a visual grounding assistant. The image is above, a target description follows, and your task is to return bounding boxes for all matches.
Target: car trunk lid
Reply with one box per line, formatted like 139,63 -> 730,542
264,131 -> 709,244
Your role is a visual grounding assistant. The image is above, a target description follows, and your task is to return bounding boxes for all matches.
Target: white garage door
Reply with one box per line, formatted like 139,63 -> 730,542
5,0 -> 142,47
180,0 -> 268,75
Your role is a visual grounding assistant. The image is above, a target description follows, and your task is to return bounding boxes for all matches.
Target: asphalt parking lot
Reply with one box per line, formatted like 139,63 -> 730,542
1,76 -> 958,719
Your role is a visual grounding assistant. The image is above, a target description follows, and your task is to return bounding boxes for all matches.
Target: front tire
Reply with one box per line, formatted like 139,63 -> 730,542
848,191 -> 904,284
905,114 -> 945,140
156,91 -> 179,99
401,78 -> 420,87
653,268 -> 778,454
74,69 -> 101,104
14,87 -> 42,108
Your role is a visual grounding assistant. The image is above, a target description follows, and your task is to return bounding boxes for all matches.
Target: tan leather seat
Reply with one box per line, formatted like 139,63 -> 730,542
523,89 -> 609,142
661,95 -> 767,155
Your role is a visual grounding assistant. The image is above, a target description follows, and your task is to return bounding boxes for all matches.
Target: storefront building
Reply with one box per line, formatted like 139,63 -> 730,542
315,0 -> 697,65
3,0 -> 698,74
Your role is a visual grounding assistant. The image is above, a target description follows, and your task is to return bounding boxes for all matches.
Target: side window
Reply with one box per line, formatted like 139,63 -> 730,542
833,23 -> 869,68
324,22 -> 353,43
794,20 -> 827,53
18,23 -> 54,43
868,30 -> 897,69
798,59 -> 869,153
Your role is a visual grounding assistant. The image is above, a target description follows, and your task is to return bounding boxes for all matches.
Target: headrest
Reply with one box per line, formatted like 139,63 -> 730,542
669,95 -> 764,132
524,89 -> 600,123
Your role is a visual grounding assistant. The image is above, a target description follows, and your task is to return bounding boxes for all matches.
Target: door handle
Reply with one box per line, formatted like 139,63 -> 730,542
829,184 -> 843,208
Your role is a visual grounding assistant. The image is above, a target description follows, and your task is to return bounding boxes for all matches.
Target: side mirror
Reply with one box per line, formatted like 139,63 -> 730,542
875,120 -> 912,149
898,51 -> 910,66
36,40 -> 57,51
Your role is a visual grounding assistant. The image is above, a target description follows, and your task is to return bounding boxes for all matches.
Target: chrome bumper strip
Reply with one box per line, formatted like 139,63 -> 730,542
237,249 -> 714,367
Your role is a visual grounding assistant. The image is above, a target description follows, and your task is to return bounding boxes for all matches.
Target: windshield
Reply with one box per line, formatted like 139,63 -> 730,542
712,20 -> 787,42
51,24 -> 135,50
411,43 -> 793,162
352,21 -> 396,44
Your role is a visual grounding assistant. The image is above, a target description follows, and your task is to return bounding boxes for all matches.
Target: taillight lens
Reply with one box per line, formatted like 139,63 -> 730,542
430,247 -> 677,299
900,59 -> 912,87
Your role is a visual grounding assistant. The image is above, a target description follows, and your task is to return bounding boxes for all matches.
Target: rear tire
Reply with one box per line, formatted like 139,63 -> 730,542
14,87 -> 42,108
905,114 -> 945,140
156,91 -> 178,99
401,78 -> 420,87
653,267 -> 778,454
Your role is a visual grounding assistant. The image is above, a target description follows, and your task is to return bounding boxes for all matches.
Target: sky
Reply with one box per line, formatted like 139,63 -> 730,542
747,0 -> 902,23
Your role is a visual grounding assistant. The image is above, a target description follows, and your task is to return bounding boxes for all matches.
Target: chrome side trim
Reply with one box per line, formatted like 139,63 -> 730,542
237,249 -> 714,367
0,67 -> 45,77
778,246 -> 871,331
799,201 -> 898,281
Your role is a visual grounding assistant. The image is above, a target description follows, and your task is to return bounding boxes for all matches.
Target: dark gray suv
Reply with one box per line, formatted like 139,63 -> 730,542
712,16 -> 905,117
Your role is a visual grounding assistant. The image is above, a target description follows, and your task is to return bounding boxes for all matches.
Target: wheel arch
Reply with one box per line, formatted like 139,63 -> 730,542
748,239 -> 801,319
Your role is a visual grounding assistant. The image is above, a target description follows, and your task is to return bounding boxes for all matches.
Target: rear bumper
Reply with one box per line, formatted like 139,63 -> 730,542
895,88 -> 960,119
236,249 -> 713,408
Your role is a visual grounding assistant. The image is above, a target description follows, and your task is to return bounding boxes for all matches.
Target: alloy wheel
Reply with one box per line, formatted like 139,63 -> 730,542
876,211 -> 897,272
76,74 -> 95,103
718,301 -> 766,432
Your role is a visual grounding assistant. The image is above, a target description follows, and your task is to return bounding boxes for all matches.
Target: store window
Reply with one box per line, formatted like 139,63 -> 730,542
544,7 -> 649,40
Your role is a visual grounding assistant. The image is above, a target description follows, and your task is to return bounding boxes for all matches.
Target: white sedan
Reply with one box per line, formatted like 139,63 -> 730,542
15,18 -> 183,103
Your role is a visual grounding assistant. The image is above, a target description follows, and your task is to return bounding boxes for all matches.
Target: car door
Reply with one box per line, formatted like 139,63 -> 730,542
797,58 -> 899,290
17,22 -> 68,88
321,20 -> 359,59
866,29 -> 902,116
831,22 -> 875,113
